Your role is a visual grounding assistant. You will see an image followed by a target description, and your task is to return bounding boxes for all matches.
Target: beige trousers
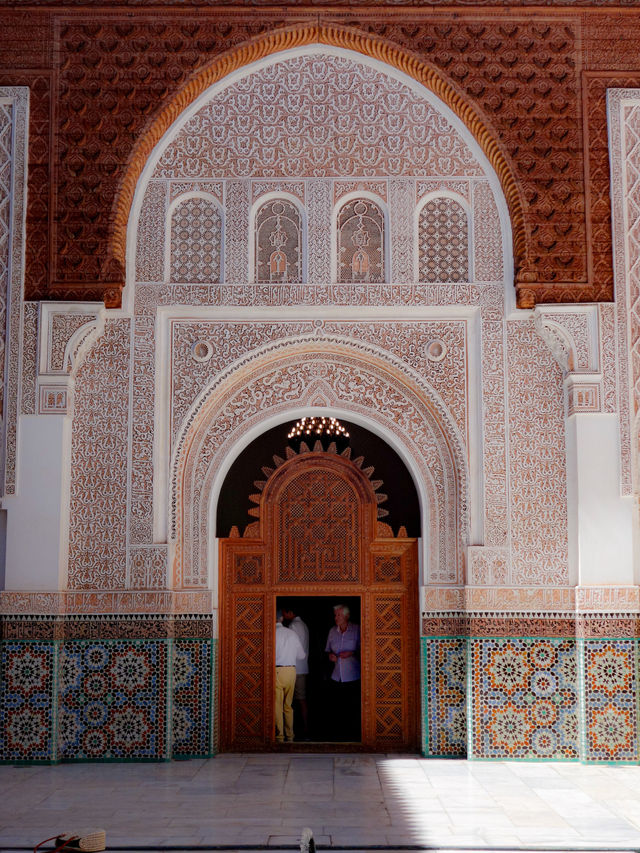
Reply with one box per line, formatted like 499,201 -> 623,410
275,665 -> 297,742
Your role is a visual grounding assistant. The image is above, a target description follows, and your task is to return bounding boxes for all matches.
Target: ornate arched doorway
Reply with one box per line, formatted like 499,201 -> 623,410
219,443 -> 419,752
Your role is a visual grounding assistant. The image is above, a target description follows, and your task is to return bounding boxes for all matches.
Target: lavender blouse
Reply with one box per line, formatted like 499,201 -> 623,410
325,622 -> 361,682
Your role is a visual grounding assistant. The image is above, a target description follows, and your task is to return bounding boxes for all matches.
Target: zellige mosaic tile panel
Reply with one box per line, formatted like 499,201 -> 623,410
583,639 -> 638,762
423,637 -> 467,757
471,638 -> 579,760
172,639 -> 213,757
0,642 -> 56,761
58,640 -> 168,760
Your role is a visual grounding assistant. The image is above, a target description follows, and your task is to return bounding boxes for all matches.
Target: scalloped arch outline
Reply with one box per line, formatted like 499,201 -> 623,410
169,333 -> 471,589
110,23 -> 526,292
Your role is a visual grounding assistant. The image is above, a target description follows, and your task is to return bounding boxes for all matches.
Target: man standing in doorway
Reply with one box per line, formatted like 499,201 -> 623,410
275,609 -> 305,743
282,605 -> 310,740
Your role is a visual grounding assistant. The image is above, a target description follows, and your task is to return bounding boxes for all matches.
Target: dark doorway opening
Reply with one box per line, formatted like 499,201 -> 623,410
218,418 -> 421,539
277,595 -> 361,743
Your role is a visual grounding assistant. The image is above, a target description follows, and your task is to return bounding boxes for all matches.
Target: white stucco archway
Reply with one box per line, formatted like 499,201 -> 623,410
169,335 -> 471,594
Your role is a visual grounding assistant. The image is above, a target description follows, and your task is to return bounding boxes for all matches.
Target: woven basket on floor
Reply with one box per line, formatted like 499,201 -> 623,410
55,830 -> 106,852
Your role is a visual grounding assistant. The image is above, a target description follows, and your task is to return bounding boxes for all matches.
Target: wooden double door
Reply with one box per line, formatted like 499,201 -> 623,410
219,451 -> 419,752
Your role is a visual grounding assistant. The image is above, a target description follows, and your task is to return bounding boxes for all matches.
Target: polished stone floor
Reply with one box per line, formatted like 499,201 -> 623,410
1,755 -> 640,852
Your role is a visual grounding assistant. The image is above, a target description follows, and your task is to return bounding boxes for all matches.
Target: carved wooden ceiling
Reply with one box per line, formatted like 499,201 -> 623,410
2,6 -> 640,305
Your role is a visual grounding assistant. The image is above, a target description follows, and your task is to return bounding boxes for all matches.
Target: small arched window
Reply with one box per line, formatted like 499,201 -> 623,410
170,196 -> 222,283
337,198 -> 385,284
254,199 -> 302,283
418,197 -> 469,283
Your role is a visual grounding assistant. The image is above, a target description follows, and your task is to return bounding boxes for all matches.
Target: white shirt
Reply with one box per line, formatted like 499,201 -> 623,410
275,623 -> 305,666
288,616 -> 309,675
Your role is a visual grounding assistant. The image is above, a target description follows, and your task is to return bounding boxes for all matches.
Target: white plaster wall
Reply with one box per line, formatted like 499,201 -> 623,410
566,412 -> 636,586
3,415 -> 70,590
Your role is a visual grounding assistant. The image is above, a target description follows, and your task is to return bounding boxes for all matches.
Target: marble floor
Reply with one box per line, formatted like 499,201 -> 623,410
1,755 -> 640,852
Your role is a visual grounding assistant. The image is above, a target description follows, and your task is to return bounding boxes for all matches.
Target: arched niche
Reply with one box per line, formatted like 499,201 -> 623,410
168,337 -> 470,594
126,43 -> 512,307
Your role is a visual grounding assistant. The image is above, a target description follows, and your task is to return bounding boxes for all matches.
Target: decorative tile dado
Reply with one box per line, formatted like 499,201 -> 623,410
58,640 -> 169,760
582,640 -> 638,762
471,638 -> 579,760
3,632 -> 640,764
0,634 -> 214,763
0,642 -> 56,761
172,639 -> 214,757
422,637 -> 466,757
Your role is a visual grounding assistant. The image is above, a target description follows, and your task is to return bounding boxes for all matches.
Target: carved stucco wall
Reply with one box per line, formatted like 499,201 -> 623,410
0,88 -> 28,497
56,49 -> 576,608
134,51 -> 499,290
608,89 -> 640,498
170,338 -> 468,589
3,37 -> 640,771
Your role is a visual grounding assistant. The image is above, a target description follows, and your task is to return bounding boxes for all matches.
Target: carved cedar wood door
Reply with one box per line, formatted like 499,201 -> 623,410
219,448 -> 419,751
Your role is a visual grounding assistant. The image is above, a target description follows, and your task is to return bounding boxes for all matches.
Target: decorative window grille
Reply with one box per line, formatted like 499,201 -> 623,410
254,199 -> 302,283
170,196 -> 222,283
418,197 -> 469,283
337,199 -> 385,283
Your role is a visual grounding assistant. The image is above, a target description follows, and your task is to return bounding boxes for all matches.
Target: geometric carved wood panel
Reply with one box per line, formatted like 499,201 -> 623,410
371,595 -> 405,744
276,467 -> 361,583
220,451 -> 418,752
